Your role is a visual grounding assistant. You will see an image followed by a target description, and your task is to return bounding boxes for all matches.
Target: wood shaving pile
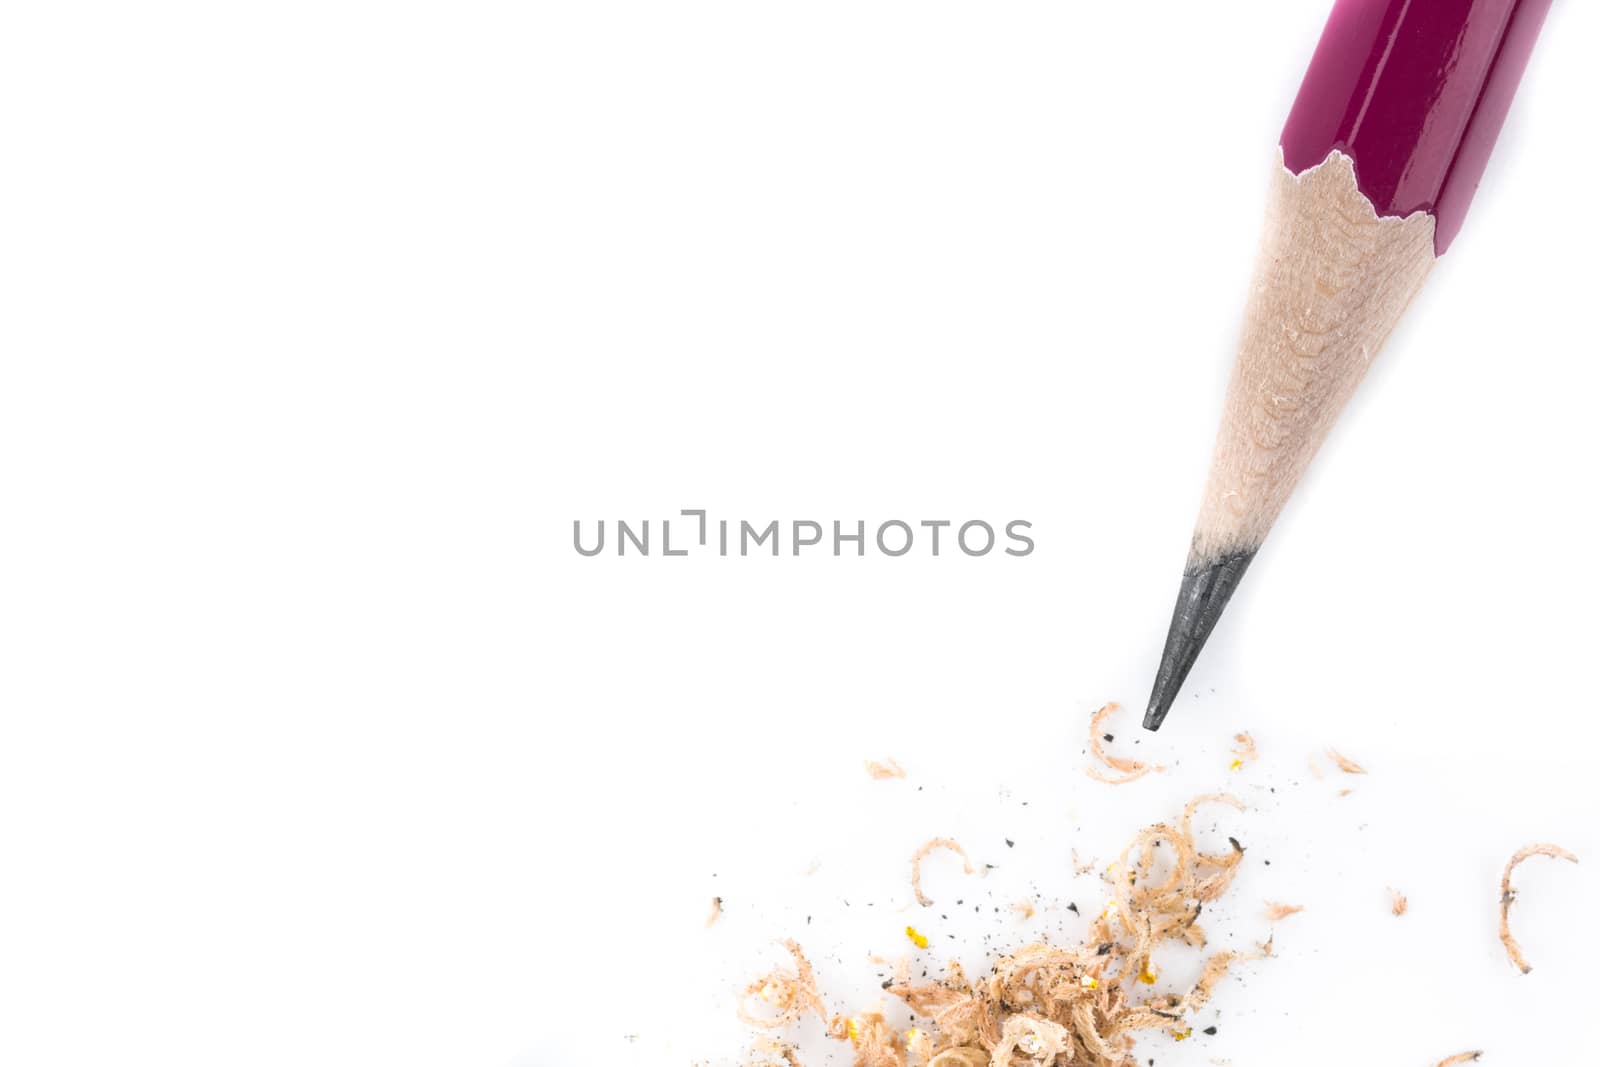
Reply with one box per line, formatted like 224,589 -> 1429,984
1085,703 -> 1164,785
734,734 -> 1550,1063
739,796 -> 1268,1066
1498,842 -> 1579,974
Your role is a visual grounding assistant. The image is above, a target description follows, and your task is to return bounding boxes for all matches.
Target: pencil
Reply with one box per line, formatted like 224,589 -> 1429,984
1144,0 -> 1555,731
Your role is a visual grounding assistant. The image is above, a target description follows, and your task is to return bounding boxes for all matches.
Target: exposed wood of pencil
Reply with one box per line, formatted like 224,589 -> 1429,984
1146,149 -> 1437,730
1190,148 -> 1436,564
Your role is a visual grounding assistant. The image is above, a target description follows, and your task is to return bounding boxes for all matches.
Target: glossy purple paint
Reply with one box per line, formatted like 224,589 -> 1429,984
1281,0 -> 1553,254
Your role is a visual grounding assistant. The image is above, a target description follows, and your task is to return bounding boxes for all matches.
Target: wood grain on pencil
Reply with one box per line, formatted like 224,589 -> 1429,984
1190,150 -> 1434,565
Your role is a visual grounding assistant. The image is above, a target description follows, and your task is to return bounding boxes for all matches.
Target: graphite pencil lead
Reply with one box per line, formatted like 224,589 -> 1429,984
1144,552 -> 1254,732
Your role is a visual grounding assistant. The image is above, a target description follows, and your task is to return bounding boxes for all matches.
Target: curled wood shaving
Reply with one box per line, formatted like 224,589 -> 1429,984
828,1010 -> 902,1066
1183,794 -> 1245,867
707,896 -> 724,928
1499,842 -> 1579,974
1263,902 -> 1304,921
993,1013 -> 1071,1066
1230,732 -> 1258,763
1431,1054 -> 1482,1067
1183,794 -> 1247,903
738,940 -> 829,1030
1085,702 -> 1164,785
1231,732 -> 1257,758
865,758 -> 906,781
911,837 -> 975,908
1326,749 -> 1367,775
903,1028 -> 934,1065
1389,888 -> 1408,917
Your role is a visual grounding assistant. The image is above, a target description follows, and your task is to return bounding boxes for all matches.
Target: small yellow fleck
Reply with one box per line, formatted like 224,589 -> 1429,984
1139,969 -> 1157,985
846,1018 -> 860,1042
905,1028 -> 922,1045
1173,1028 -> 1192,1041
1079,974 -> 1098,990
760,981 -> 783,1004
1230,758 -> 1244,771
905,925 -> 930,949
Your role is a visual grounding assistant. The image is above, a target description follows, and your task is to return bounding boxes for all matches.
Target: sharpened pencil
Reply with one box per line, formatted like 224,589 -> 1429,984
1145,0 -> 1555,731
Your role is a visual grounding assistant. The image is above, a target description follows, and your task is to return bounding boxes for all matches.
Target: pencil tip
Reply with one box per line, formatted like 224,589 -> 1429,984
1144,551 -> 1255,731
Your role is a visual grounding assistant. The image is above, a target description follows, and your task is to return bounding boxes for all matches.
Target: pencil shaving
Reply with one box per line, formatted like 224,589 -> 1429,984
747,1036 -> 806,1067
738,940 -> 829,1030
1182,793 -> 1247,902
1230,732 -> 1258,762
994,1013 -> 1071,1065
1431,1054 -> 1482,1067
1389,888 -> 1408,917
1263,902 -> 1304,921
1086,703 -> 1164,784
866,758 -> 906,781
828,1010 -> 899,1063
707,896 -> 723,928
1326,749 -> 1367,775
1499,842 -> 1579,974
911,837 -> 975,908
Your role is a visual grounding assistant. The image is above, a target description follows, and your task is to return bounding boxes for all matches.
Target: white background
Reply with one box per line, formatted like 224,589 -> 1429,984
3,2 -> 1597,1065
